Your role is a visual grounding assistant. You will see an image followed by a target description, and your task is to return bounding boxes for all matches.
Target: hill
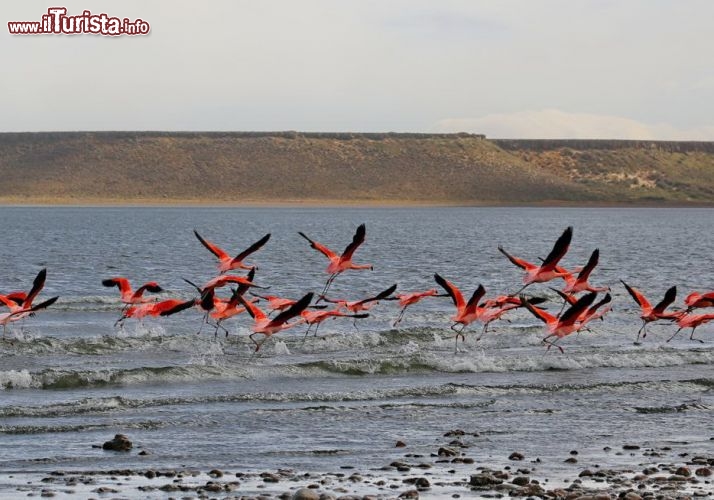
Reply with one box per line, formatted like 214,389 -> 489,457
0,132 -> 712,205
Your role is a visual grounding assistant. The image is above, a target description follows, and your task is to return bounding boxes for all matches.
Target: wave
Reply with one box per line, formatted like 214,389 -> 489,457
1,378 -> 711,420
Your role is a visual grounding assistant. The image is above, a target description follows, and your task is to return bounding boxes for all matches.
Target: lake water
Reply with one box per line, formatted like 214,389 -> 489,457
0,206 -> 713,497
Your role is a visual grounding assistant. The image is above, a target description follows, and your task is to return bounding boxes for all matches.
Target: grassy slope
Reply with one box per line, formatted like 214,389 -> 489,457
0,132 -> 712,205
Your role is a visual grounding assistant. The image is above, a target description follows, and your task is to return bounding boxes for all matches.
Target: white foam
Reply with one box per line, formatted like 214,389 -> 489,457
0,369 -> 34,390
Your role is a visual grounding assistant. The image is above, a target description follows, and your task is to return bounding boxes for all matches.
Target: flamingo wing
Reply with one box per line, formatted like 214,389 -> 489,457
134,282 -> 163,297
102,277 -> 131,295
355,284 -> 398,306
585,293 -> 612,317
340,223 -> 366,261
521,296 -> 557,324
0,295 -> 19,309
232,233 -> 271,264
157,299 -> 196,316
498,246 -> 537,271
236,294 -> 267,321
620,280 -> 652,311
560,292 -> 597,325
24,268 -> 47,307
652,285 -> 677,315
541,226 -> 573,270
577,248 -> 599,281
550,287 -> 578,305
271,292 -> 314,325
465,284 -> 486,315
298,232 -> 337,260
25,295 -> 59,313
193,230 -> 231,261
434,273 -> 465,310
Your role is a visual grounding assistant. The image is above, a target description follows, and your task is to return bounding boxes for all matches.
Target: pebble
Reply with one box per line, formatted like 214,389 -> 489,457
508,452 -> 524,461
695,467 -> 712,476
395,441 -> 407,448
398,490 -> 419,498
292,487 -> 320,500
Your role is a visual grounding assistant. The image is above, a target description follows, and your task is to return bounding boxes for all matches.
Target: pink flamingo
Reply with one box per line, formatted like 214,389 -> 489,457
102,277 -> 163,310
118,298 -> 195,326
299,224 -> 373,299
0,269 -> 58,336
684,291 -> 714,311
562,249 -> 610,294
236,292 -> 314,352
621,281 -> 680,342
321,284 -> 397,314
194,230 -> 271,273
667,312 -> 714,343
498,226 -> 573,295
300,308 -> 369,338
389,289 -> 448,327
521,292 -> 597,352
434,273 -> 486,352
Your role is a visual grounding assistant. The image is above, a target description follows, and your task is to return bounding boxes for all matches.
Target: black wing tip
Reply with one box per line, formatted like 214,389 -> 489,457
101,279 -> 116,287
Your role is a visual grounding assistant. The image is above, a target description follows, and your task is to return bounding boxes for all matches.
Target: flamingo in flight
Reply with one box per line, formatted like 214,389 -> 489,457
250,292 -> 328,315
562,249 -> 610,295
621,281 -> 680,342
434,273 -> 486,352
667,312 -> 714,343
209,291 -> 258,337
117,298 -> 195,327
301,308 -> 369,338
476,295 -> 547,340
499,226 -> 573,295
194,230 -> 271,273
299,223 -> 373,299
389,289 -> 448,327
0,269 -> 58,336
321,284 -> 397,314
684,291 -> 714,312
521,291 -> 597,352
236,292 -> 314,352
102,277 -> 163,311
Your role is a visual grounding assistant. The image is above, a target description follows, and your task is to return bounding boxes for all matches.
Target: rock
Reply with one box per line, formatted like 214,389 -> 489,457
623,445 -> 640,450
579,469 -> 594,477
414,477 -> 430,490
565,457 -> 578,464
261,472 -> 280,483
144,470 -> 156,479
396,440 -> 407,448
695,467 -> 712,476
438,447 -> 458,457
444,429 -> 465,437
509,452 -> 524,461
292,487 -> 320,500
209,469 -> 224,478
623,493 -> 642,500
319,494 -> 336,500
101,434 -> 132,451
398,490 -> 419,499
470,473 -> 503,487
570,450 -> 579,455
138,450 -> 150,456
512,476 -> 530,486
674,466 -> 691,477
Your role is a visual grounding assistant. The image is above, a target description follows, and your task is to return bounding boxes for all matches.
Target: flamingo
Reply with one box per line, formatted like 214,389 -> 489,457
684,291 -> 714,311
209,292 -> 258,337
667,312 -> 714,343
321,284 -> 397,314
434,273 -> 486,352
475,296 -> 547,340
298,223 -> 372,299
194,230 -> 271,273
0,269 -> 57,335
301,308 -> 369,338
0,296 -> 59,337
389,289 -> 448,327
561,249 -> 610,294
521,292 -> 597,352
236,292 -> 314,352
498,226 -> 573,295
250,292 -> 328,315
102,277 -> 163,310
118,298 -> 195,326
621,281 -> 680,342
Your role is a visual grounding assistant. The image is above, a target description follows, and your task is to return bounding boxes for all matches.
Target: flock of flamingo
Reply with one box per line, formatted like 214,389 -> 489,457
1,224 -> 713,353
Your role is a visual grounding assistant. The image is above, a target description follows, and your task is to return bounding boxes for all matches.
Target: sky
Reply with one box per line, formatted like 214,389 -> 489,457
3,1 -> 714,139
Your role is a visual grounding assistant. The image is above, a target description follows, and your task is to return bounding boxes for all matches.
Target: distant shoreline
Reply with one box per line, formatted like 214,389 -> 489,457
1,197 -> 713,208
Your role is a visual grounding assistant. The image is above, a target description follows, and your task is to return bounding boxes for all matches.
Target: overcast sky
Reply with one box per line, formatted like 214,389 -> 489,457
3,1 -> 714,139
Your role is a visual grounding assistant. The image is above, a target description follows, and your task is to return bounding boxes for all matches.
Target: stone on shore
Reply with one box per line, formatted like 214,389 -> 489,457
101,434 -> 132,451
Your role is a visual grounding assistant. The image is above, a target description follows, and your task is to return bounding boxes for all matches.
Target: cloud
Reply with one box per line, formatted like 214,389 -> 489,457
434,109 -> 714,140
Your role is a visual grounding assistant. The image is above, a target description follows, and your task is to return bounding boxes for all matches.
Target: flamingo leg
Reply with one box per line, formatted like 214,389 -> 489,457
303,323 -> 313,340
689,327 -> 704,344
316,274 -> 339,303
666,327 -> 683,343
509,282 -> 531,297
476,322 -> 491,341
313,321 -> 322,338
636,320 -> 648,341
393,306 -> 407,328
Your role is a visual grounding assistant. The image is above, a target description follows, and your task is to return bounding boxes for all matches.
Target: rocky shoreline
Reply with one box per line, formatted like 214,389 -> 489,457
2,431 -> 712,499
